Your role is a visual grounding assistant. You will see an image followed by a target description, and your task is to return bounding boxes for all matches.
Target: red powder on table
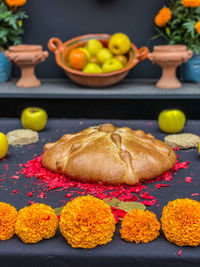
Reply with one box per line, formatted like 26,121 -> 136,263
20,154 -> 189,207
185,177 -> 192,183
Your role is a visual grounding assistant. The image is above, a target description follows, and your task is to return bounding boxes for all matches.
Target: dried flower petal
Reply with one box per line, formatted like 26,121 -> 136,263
19,154 -> 189,207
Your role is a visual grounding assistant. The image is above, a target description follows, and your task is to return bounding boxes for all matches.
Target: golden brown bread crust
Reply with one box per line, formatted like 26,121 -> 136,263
42,123 -> 177,185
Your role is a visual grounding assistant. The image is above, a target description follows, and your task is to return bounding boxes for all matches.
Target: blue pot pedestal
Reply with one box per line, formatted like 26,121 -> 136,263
179,54 -> 200,83
0,51 -> 12,82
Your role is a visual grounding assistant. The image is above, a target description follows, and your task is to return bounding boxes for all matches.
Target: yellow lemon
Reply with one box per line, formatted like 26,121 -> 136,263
198,143 -> 200,155
0,133 -> 8,159
158,109 -> 186,133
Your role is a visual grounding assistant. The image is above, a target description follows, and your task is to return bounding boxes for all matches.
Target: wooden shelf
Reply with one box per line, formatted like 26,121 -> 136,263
0,78 -> 199,99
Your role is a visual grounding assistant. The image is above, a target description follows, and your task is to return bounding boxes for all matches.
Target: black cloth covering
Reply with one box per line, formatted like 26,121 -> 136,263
0,118 -> 200,267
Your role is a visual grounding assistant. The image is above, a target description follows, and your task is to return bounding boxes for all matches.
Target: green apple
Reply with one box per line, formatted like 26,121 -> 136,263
109,33 -> 131,55
21,107 -> 48,131
83,63 -> 103,74
102,58 -> 123,73
97,48 -> 113,64
158,109 -> 186,133
87,39 -> 103,56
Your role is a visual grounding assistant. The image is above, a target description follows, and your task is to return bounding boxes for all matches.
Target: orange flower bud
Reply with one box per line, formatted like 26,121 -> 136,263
155,7 -> 172,27
5,0 -> 26,7
181,0 -> 200,7
195,21 -> 200,34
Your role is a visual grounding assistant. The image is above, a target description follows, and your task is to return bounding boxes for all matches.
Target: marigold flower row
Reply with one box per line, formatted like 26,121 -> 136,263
0,196 -> 200,248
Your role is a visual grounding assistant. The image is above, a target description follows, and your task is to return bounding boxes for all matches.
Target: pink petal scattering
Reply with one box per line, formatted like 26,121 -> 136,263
27,192 -> 33,197
185,177 -> 192,183
191,193 -> 199,197
111,207 -> 127,223
173,147 -> 180,151
156,184 -> 170,189
18,154 -> 190,207
10,175 -> 19,179
178,250 -> 182,256
38,192 -> 47,199
12,189 -> 19,194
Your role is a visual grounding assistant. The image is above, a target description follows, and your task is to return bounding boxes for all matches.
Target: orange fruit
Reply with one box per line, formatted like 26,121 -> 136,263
69,48 -> 87,70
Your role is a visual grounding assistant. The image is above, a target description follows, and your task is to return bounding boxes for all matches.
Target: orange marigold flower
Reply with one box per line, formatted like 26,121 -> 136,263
155,7 -> 172,27
161,198 -> 200,246
120,209 -> 160,244
59,195 -> 116,249
5,0 -> 26,7
181,0 -> 200,7
0,202 -> 18,240
15,203 -> 58,243
195,21 -> 200,34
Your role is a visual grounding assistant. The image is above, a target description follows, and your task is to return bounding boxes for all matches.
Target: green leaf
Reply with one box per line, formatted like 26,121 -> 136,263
0,1 -> 28,48
154,27 -> 169,41
118,202 -> 146,213
103,198 -> 121,207
150,0 -> 200,53
54,207 -> 63,215
195,7 -> 200,15
103,198 -> 146,213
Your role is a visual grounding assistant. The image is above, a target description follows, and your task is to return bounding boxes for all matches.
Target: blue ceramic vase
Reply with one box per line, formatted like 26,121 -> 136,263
0,51 -> 12,82
179,54 -> 200,83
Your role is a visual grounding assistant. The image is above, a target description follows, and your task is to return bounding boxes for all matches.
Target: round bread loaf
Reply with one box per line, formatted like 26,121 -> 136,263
42,123 -> 177,185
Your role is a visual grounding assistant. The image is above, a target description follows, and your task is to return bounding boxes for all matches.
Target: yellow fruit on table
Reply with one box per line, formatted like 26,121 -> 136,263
0,133 -> 8,159
21,107 -> 48,132
158,109 -> 186,133
108,33 -> 131,55
198,143 -> 200,155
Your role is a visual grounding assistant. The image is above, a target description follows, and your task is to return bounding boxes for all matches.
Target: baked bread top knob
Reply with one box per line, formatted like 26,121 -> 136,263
42,123 -> 177,185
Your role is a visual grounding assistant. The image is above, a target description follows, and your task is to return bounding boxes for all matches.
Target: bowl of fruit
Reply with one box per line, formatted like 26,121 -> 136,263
48,33 -> 149,88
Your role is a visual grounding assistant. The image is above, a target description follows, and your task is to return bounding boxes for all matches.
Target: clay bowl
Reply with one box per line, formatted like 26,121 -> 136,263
48,34 -> 149,88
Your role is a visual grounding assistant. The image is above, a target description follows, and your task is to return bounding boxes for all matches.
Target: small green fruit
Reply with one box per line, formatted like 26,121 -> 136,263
87,39 -> 103,56
97,48 -> 113,64
83,63 -> 103,74
21,107 -> 48,132
158,109 -> 186,133
102,58 -> 123,73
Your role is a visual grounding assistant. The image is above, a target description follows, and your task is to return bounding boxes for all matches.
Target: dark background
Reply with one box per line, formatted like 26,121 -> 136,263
13,0 -> 167,79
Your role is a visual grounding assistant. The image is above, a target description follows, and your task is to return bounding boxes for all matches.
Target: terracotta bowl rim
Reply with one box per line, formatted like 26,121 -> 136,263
52,33 -> 140,77
153,44 -> 187,52
9,44 -> 42,52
